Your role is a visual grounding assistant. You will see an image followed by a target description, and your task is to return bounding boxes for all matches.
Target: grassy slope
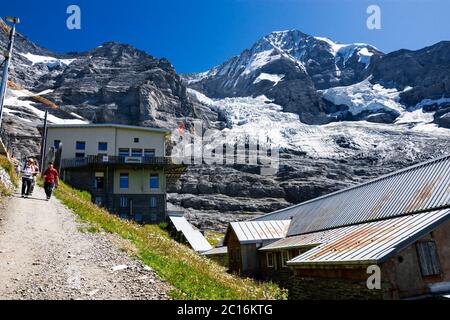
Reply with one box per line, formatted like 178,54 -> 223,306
0,155 -> 18,196
205,230 -> 225,247
51,181 -> 287,300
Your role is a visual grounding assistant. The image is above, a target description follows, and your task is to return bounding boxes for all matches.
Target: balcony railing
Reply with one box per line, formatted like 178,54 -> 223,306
61,155 -> 172,169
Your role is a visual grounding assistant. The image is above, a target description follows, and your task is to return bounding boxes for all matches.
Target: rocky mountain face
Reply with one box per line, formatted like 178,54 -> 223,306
0,20 -> 218,157
1,22 -> 449,231
370,41 -> 450,128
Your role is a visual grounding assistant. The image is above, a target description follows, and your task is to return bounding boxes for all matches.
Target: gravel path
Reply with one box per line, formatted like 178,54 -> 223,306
0,186 -> 172,300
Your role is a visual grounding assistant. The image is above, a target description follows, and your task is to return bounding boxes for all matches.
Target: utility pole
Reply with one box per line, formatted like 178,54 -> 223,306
0,17 -> 20,129
39,110 -> 48,171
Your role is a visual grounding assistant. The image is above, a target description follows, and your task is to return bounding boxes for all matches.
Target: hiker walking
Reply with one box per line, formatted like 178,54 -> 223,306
28,158 -> 40,196
21,158 -> 37,197
43,161 -> 59,200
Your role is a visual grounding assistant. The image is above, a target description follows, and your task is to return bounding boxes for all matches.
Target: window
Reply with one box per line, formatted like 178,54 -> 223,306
98,142 -> 108,151
131,148 -> 143,157
119,196 -> 128,208
416,241 -> 442,277
150,196 -> 157,208
94,197 -> 103,206
149,174 -> 159,189
134,137 -> 140,143
119,148 -> 130,157
95,177 -> 104,190
267,252 -> 274,268
282,251 -> 291,267
144,149 -> 155,157
149,213 -> 157,222
75,152 -> 85,158
119,173 -> 129,189
54,140 -> 61,149
134,213 -> 143,223
119,213 -> 128,220
76,141 -> 86,150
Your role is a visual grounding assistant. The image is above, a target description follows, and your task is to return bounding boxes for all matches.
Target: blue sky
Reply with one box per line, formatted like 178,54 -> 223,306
2,0 -> 450,73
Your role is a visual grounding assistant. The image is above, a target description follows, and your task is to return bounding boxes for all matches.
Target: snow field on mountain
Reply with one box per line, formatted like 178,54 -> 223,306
188,88 -> 450,159
4,89 -> 88,125
321,78 -> 404,116
19,52 -> 76,67
253,73 -> 285,85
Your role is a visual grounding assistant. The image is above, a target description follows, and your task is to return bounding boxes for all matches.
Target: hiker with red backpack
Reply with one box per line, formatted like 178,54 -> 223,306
43,162 -> 59,200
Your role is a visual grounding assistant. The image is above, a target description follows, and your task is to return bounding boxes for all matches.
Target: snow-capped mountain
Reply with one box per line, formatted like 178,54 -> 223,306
184,30 -> 450,130
186,30 -> 382,89
184,30 -> 383,123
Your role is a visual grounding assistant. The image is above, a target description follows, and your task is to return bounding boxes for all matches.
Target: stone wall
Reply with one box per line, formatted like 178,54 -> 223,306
290,273 -> 388,300
289,268 -> 390,300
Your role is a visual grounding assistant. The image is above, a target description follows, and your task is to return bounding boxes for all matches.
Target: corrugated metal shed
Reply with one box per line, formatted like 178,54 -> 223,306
254,155 -> 450,236
287,208 -> 450,267
169,215 -> 213,252
228,220 -> 291,244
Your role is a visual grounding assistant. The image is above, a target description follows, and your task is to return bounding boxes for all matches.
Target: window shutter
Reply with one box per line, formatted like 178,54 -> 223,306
416,241 -> 441,277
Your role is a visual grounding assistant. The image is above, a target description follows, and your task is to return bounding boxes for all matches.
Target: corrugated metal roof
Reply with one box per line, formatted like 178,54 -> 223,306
254,155 -> 450,236
287,208 -> 450,267
229,220 -> 291,244
169,216 -> 213,252
201,246 -> 228,256
259,228 -> 345,251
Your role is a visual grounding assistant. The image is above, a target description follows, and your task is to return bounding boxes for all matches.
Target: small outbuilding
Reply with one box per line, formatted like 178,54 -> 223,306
167,212 -> 212,253
223,220 -> 290,277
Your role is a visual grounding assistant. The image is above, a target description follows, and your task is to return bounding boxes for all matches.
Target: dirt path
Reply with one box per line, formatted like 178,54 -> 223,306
0,186 -> 172,300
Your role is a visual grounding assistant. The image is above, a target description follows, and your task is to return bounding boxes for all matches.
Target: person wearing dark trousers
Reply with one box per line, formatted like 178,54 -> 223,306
43,162 -> 59,200
21,159 -> 36,198
29,158 -> 39,196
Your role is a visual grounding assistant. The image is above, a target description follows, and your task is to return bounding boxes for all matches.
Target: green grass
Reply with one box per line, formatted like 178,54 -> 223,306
205,230 -> 225,247
0,155 -> 18,196
50,181 -> 287,300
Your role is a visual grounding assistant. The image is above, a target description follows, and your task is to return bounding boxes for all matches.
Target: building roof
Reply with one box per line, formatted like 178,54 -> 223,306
168,215 -> 213,253
253,154 -> 450,237
259,228 -> 342,251
201,246 -> 228,256
41,123 -> 171,134
225,220 -> 291,244
286,208 -> 450,267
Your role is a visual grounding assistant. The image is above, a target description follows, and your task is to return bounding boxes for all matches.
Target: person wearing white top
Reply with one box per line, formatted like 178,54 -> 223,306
21,159 -> 36,198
